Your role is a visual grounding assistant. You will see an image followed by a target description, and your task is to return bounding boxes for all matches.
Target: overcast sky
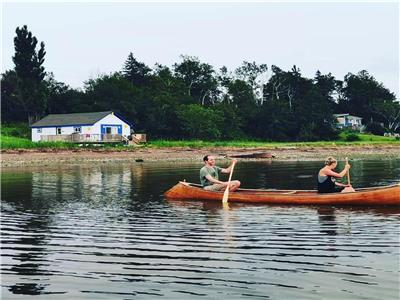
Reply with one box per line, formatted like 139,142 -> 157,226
2,1 -> 399,97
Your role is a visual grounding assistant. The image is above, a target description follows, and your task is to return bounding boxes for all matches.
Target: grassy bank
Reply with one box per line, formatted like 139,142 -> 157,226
1,123 -> 398,150
0,135 -> 77,150
1,134 -> 398,150
148,134 -> 399,148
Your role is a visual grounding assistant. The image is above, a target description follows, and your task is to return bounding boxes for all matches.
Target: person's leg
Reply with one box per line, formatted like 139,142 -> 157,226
204,184 -> 226,191
229,180 -> 241,192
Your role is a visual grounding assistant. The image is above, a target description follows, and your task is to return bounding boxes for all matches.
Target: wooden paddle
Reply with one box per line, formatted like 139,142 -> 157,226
222,161 -> 236,203
342,157 -> 355,193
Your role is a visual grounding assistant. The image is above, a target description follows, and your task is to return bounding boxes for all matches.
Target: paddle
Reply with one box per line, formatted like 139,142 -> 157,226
342,157 -> 355,193
222,161 -> 236,203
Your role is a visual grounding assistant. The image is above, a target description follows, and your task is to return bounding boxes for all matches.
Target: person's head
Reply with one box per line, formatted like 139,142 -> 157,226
203,155 -> 216,166
324,156 -> 337,169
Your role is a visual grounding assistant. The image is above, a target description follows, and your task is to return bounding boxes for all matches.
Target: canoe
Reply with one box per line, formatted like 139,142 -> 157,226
164,181 -> 400,206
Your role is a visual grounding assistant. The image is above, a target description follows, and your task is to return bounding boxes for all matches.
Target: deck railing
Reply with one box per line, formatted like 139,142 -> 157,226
40,134 -> 124,143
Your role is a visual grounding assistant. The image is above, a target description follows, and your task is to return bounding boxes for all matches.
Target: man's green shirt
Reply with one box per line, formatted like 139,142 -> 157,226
200,166 -> 222,187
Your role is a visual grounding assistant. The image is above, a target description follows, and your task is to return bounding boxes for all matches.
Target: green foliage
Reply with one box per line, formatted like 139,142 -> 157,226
147,137 -> 398,148
0,135 -> 77,149
338,70 -> 396,129
176,104 -> 224,139
1,123 -> 30,138
2,31 -> 398,143
12,25 -> 47,124
174,56 -> 219,105
365,122 -> 385,136
122,52 -> 151,86
344,133 -> 361,142
213,103 -> 245,139
84,73 -> 139,125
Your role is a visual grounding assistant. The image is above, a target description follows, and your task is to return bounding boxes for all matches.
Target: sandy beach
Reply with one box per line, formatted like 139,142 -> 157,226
1,145 -> 399,167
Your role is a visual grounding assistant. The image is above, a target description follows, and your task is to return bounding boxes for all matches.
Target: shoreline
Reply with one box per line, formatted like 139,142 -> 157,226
1,145 -> 400,168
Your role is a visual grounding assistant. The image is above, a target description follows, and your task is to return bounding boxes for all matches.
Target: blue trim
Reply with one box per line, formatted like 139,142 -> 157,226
30,112 -> 133,128
31,123 -> 94,128
101,124 -> 122,134
114,113 -> 133,127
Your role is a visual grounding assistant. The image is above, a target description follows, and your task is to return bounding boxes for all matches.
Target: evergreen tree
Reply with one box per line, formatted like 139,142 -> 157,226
12,25 -> 47,124
122,52 -> 151,86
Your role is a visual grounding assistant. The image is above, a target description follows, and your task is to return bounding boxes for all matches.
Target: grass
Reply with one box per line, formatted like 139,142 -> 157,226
0,135 -> 78,150
147,134 -> 399,148
1,123 -> 398,150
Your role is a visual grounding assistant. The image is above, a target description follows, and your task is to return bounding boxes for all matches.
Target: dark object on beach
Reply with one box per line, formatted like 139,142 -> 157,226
135,159 -> 144,162
229,152 -> 275,159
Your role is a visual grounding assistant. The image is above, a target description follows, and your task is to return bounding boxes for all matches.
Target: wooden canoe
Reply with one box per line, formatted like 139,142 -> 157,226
164,181 -> 400,206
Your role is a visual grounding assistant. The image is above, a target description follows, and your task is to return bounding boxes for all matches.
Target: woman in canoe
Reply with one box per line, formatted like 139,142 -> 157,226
317,157 -> 352,193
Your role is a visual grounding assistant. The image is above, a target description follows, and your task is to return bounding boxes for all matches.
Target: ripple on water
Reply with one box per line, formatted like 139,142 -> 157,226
1,160 -> 400,299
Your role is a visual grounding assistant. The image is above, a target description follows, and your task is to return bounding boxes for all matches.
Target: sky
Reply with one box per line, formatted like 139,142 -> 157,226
2,1 -> 399,97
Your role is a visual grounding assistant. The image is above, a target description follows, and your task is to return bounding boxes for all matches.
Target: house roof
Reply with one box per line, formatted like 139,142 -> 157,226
31,111 -> 117,127
333,113 -> 362,119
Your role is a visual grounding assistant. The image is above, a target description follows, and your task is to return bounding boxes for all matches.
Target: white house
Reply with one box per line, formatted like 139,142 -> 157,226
333,113 -> 363,131
30,111 -> 132,142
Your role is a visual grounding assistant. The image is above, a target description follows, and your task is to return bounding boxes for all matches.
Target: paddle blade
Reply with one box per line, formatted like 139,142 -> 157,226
222,186 -> 229,203
342,186 -> 356,193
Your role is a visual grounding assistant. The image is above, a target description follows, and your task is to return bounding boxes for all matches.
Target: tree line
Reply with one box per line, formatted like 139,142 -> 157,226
2,25 -> 399,141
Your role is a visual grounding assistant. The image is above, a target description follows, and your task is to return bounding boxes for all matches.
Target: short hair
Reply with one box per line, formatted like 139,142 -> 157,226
203,155 -> 209,162
325,156 -> 337,166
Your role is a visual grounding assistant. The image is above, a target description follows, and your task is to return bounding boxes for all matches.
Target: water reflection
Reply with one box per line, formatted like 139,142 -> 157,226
6,215 -> 54,295
317,207 -> 338,236
1,160 -> 400,299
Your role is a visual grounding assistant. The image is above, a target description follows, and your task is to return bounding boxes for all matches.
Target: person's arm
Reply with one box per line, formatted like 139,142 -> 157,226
335,182 -> 351,187
323,164 -> 350,178
221,159 -> 237,174
205,174 -> 227,185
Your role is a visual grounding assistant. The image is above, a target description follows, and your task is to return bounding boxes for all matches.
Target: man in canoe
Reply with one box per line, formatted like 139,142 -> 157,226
200,155 -> 241,192
317,156 -> 352,193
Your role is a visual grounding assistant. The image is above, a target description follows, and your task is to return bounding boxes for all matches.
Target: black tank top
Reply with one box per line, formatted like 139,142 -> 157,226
317,175 -> 336,193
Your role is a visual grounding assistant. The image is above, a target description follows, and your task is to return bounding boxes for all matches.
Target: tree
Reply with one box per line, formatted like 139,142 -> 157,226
235,61 -> 268,104
1,70 -> 24,122
174,56 -> 219,105
12,25 -> 47,124
338,70 -> 396,124
45,73 -> 86,114
84,73 -> 139,125
122,52 -> 151,86
176,104 -> 224,139
372,100 -> 400,133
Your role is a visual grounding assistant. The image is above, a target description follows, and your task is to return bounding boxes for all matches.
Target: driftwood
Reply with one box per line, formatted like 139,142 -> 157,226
229,152 -> 275,159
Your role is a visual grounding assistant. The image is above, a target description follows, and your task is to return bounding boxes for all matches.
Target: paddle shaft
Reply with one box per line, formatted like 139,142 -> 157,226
222,162 -> 236,203
345,157 -> 351,185
342,157 -> 355,193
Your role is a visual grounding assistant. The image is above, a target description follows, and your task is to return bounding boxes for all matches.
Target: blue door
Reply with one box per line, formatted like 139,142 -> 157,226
101,125 -> 122,134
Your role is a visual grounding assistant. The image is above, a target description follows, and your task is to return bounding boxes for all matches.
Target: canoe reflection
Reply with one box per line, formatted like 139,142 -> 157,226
167,199 -> 400,216
317,207 -> 338,236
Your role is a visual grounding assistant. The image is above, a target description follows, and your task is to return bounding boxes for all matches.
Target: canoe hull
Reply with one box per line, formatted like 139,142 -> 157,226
164,182 -> 400,206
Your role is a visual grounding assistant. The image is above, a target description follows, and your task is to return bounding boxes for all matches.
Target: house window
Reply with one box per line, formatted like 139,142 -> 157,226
37,128 -> 42,133
106,127 -> 112,134
74,126 -> 82,133
56,127 -> 62,135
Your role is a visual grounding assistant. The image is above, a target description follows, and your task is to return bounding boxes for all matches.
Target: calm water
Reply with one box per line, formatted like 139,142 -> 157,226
1,159 -> 400,299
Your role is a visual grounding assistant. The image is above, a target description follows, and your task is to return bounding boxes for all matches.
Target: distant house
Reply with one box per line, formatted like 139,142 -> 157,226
30,111 -> 132,143
334,113 -> 363,131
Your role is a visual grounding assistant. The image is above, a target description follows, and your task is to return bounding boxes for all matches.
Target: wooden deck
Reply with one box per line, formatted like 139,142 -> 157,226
40,134 -> 126,143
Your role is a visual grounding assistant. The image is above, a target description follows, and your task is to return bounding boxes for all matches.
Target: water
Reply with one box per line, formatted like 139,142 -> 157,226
1,160 -> 400,299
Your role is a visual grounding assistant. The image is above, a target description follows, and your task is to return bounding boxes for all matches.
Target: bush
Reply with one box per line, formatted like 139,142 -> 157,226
176,104 -> 224,140
345,133 -> 361,141
365,122 -> 385,136
1,123 -> 31,138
